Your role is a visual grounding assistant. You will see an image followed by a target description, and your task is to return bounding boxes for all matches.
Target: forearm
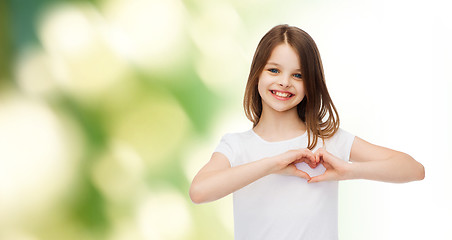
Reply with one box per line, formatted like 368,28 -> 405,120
190,157 -> 277,204
347,153 -> 425,183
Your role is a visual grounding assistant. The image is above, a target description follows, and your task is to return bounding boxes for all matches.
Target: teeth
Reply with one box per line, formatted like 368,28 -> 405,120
273,91 -> 291,98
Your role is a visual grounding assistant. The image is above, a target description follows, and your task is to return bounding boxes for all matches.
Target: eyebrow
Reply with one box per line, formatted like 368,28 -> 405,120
266,62 -> 302,71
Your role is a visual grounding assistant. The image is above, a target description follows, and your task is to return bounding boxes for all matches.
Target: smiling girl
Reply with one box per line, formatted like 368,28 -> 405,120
189,24 -> 425,240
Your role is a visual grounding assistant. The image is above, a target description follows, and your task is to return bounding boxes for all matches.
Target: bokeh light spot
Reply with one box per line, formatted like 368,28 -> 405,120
0,94 -> 78,227
136,189 -> 191,240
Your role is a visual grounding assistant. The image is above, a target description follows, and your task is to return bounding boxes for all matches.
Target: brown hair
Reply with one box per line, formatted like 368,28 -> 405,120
243,24 -> 339,150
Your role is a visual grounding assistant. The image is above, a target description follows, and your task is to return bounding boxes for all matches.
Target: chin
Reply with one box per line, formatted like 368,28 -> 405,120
269,105 -> 298,113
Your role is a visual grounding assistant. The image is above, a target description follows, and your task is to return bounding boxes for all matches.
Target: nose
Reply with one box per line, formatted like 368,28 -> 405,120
278,74 -> 291,88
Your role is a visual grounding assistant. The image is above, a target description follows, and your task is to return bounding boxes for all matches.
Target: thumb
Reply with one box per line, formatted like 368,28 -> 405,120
295,169 -> 311,181
308,173 -> 329,183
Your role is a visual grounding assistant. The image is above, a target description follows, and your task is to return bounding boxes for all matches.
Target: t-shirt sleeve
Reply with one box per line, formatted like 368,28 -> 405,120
330,128 -> 356,162
213,134 -> 235,166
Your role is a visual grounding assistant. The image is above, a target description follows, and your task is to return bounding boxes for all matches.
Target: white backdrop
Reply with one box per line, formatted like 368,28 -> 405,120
210,0 -> 452,239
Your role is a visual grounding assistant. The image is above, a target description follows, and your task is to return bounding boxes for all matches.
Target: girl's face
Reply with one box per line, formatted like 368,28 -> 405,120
257,43 -> 305,114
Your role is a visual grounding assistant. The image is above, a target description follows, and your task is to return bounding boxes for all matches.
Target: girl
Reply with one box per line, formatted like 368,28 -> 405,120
189,24 -> 425,240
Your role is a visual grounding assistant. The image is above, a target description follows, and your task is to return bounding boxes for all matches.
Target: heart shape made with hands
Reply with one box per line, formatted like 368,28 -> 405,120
295,161 -> 326,178
281,147 -> 345,182
294,148 -> 327,178
296,147 -> 349,183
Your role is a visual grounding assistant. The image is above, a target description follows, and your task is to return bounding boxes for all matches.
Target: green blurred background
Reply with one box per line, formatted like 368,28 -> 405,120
1,0 -> 451,239
0,0 -> 273,239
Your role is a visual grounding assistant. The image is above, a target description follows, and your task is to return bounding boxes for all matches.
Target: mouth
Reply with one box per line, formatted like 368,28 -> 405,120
270,90 -> 294,99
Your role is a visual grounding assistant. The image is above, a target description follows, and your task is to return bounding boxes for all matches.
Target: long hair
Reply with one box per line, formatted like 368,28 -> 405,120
243,24 -> 340,150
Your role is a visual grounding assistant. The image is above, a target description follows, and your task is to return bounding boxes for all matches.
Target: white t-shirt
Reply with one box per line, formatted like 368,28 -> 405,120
214,128 -> 355,240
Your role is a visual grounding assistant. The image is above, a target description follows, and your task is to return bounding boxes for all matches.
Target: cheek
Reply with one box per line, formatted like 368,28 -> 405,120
296,83 -> 306,97
257,78 -> 267,96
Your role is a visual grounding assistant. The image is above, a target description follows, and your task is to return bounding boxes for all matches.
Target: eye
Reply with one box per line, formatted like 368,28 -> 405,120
293,73 -> 302,79
268,68 -> 279,74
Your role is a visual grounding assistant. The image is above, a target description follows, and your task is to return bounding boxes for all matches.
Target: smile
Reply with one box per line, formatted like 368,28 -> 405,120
270,90 -> 293,99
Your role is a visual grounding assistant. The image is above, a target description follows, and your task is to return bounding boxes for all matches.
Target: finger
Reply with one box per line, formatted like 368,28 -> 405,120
295,169 -> 311,181
308,172 -> 333,183
316,148 -> 332,164
314,148 -> 321,155
316,149 -> 342,168
297,149 -> 319,167
314,148 -> 324,158
314,149 -> 324,163
294,155 -> 318,168
305,149 -> 319,165
300,148 -> 315,162
308,161 -> 318,169
293,157 -> 312,164
308,174 -> 327,183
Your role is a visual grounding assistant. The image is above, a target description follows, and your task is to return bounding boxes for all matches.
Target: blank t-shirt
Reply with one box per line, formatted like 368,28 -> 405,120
214,128 -> 355,240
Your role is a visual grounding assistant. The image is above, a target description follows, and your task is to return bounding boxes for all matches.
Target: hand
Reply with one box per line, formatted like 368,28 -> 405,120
308,148 -> 351,183
274,149 -> 318,181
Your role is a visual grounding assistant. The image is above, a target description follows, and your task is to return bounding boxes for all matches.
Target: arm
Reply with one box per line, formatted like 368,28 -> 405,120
347,136 -> 425,182
189,149 -> 316,204
308,136 -> 425,183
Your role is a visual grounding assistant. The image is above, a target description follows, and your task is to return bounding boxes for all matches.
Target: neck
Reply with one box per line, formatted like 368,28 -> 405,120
253,107 -> 306,142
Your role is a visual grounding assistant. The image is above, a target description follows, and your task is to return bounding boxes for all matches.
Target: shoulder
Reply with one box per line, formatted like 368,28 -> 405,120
215,129 -> 254,153
324,128 -> 356,161
215,129 -> 254,167
329,128 -> 355,143
219,129 -> 254,143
